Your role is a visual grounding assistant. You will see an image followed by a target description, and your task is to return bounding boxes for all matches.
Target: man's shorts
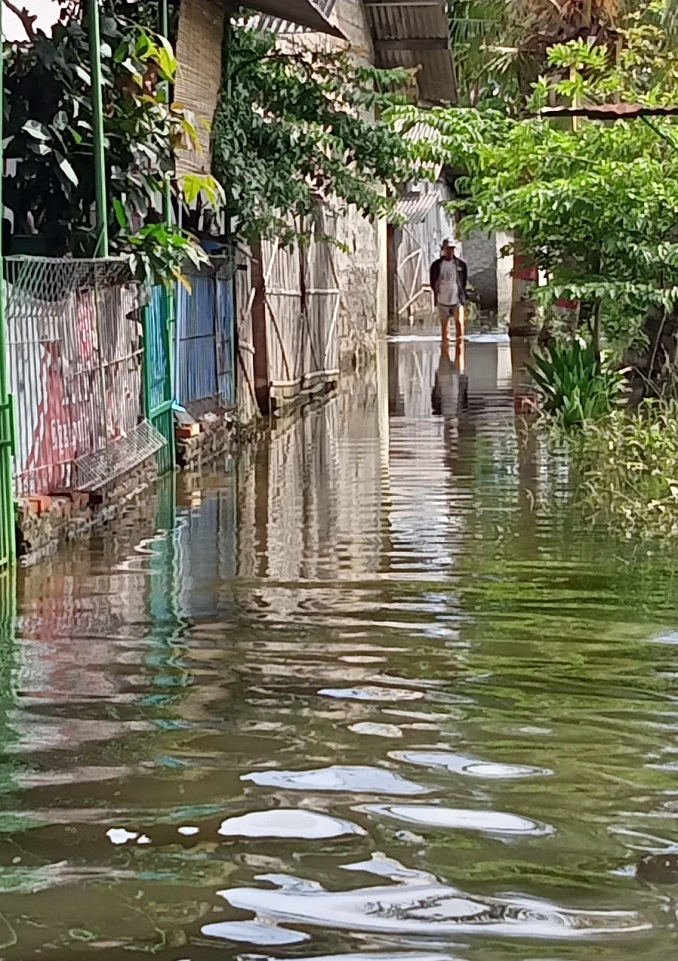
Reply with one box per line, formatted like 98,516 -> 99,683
437,303 -> 459,321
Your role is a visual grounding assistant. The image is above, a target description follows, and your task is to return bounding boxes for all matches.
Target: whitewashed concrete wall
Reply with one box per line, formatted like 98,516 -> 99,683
278,0 -> 387,369
462,229 -> 513,326
462,230 -> 498,311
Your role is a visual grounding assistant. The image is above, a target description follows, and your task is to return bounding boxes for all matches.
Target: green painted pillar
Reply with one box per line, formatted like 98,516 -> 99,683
159,0 -> 176,411
87,0 -> 109,257
0,0 -> 16,567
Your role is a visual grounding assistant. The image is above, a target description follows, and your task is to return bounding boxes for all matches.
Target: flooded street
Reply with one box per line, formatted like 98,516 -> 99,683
3,334 -> 678,959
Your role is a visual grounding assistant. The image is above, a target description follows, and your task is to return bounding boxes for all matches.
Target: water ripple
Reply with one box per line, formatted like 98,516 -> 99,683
219,879 -> 650,939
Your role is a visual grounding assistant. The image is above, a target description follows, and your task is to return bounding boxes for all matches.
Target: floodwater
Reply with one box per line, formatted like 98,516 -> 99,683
2,333 -> 678,960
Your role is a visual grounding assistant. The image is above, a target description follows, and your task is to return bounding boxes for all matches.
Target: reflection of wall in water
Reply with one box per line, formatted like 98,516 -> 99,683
384,338 -> 521,572
13,481 -> 185,753
389,340 -> 513,419
237,370 -> 387,592
17,569 -> 149,709
386,341 -> 464,570
174,475 -> 237,619
388,341 -> 443,421
465,342 -> 512,399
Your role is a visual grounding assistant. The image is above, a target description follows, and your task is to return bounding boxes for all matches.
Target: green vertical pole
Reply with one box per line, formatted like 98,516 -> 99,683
159,0 -> 176,470
160,0 -> 172,231
88,0 -> 109,258
0,0 -> 16,567
139,2 -> 175,478
224,14 -> 236,405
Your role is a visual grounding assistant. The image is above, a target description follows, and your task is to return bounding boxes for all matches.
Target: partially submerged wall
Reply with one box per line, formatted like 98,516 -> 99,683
17,454 -> 160,566
335,212 -> 386,369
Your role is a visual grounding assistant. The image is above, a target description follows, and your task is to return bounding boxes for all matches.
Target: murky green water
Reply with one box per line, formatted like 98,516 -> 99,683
2,335 -> 678,959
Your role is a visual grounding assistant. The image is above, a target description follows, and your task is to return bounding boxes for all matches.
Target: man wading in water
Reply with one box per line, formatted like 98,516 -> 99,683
429,238 -> 468,342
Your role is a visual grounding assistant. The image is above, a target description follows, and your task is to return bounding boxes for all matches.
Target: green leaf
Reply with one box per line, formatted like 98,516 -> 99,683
28,142 -> 52,156
155,35 -> 177,82
112,198 -> 129,230
74,65 -> 91,85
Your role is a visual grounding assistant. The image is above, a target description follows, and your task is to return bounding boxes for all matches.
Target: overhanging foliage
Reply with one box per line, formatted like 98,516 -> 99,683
395,7 -> 678,353
3,1 -> 210,284
212,26 -> 418,246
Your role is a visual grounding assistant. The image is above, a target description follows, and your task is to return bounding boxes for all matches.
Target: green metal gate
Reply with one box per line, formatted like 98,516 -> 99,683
0,291 -> 15,569
143,286 -> 175,476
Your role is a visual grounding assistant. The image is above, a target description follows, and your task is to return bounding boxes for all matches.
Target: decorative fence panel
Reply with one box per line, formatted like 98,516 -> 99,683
304,206 -> 340,385
143,286 -> 175,476
0,279 -> 14,568
174,265 -> 235,415
260,235 -> 304,401
7,257 -> 166,496
390,180 -> 456,326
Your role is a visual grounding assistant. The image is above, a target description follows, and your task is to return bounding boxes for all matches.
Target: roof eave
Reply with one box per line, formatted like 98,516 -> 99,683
225,0 -> 346,39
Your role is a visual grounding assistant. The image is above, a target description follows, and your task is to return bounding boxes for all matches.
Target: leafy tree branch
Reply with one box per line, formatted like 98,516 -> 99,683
211,25 -> 419,245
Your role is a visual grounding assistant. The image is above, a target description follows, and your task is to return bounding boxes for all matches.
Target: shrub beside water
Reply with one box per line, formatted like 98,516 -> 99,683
528,338 -> 626,430
563,401 -> 678,540
528,338 -> 678,540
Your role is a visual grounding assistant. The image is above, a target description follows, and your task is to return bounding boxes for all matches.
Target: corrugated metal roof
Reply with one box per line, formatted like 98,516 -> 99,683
240,0 -> 343,37
240,0 -> 454,101
400,121 -> 443,178
403,120 -> 441,144
394,189 -> 439,222
362,0 -> 455,104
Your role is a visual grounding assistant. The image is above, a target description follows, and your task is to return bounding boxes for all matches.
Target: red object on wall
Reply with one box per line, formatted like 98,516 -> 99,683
512,253 -> 538,282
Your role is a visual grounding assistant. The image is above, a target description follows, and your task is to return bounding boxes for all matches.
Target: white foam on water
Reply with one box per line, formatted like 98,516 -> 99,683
242,765 -> 429,796
360,803 -> 554,837
392,750 -> 552,779
201,920 -> 309,945
219,880 -> 651,940
218,809 -> 365,839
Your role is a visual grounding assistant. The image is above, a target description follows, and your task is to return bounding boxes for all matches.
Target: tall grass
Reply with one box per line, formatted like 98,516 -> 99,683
565,400 -> 678,540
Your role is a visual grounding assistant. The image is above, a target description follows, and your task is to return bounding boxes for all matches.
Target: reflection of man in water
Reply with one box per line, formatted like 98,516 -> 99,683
429,239 -> 468,342
431,338 -> 468,418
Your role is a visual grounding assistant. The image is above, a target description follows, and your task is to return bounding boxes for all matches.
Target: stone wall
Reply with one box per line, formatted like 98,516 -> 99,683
335,212 -> 386,370
331,0 -> 387,366
463,230 -> 498,312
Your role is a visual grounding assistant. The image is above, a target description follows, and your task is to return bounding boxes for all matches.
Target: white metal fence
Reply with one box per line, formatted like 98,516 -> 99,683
6,256 -> 164,495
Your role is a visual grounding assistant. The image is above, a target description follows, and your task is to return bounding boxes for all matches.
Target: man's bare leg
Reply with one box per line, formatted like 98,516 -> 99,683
440,316 -> 449,343
454,304 -> 465,340
438,306 -> 450,343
